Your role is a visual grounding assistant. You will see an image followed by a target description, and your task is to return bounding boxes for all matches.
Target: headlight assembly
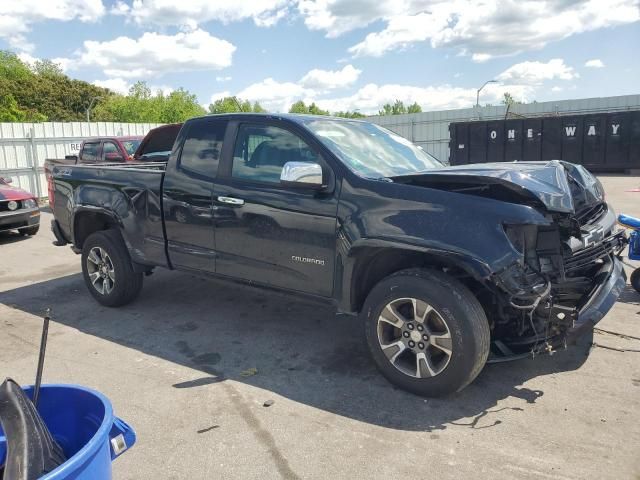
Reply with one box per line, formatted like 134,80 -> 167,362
23,198 -> 37,209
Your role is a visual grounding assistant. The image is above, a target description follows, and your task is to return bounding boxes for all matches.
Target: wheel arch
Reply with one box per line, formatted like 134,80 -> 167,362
72,207 -> 123,250
346,243 -> 492,314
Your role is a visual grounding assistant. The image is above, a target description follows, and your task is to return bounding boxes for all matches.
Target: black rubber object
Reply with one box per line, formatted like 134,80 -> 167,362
0,378 -> 66,480
81,229 -> 143,307
362,268 -> 490,397
631,268 -> 640,293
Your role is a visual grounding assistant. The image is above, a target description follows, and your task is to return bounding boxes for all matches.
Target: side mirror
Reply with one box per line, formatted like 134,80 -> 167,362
280,162 -> 324,189
1,177 -> 12,184
105,152 -> 125,162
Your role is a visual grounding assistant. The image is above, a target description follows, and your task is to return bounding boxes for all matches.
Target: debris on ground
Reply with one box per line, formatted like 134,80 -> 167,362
197,425 -> 220,434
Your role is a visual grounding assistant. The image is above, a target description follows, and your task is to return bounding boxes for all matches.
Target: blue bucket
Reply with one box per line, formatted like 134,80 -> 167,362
0,384 -> 135,479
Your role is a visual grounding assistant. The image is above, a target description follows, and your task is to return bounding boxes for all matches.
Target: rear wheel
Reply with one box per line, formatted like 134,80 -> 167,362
20,225 -> 39,236
81,230 -> 143,307
362,268 -> 490,396
631,268 -> 640,293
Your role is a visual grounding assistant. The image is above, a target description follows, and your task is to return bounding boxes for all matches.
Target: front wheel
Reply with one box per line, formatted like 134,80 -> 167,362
631,268 -> 640,293
81,230 -> 143,307
362,268 -> 490,397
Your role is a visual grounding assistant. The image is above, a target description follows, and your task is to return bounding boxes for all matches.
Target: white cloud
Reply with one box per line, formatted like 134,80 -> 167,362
93,78 -> 131,94
299,0 -> 640,59
229,78 -> 534,114
216,76 -> 232,82
585,59 -> 605,68
93,78 -> 174,95
314,83 -> 534,114
298,0 -> 397,38
114,0 -> 290,29
237,78 -> 313,112
300,64 -> 361,90
75,29 -> 235,78
209,91 -> 231,103
0,0 -> 105,52
231,64 -> 362,111
497,59 -> 578,85
225,55 -> 583,114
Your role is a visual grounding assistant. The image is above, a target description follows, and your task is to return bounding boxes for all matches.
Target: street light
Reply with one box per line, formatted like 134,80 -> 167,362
476,80 -> 497,107
86,96 -> 103,122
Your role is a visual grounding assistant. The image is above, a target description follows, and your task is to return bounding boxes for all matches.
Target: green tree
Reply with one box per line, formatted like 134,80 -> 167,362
94,82 -> 206,123
159,89 -> 206,123
501,92 -> 523,106
407,102 -> 422,113
288,101 -> 329,115
0,50 -> 208,123
308,102 -> 329,115
289,100 -> 308,114
208,96 -> 265,114
0,93 -> 28,121
378,99 -> 414,116
252,101 -> 266,113
333,110 -> 366,118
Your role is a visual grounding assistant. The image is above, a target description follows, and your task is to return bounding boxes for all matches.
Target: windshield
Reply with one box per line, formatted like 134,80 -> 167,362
304,119 -> 442,178
122,140 -> 142,155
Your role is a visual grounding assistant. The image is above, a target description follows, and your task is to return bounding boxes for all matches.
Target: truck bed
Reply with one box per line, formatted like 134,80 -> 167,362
50,161 -> 168,268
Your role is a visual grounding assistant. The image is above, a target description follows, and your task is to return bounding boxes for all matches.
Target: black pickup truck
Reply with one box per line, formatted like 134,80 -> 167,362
49,113 -> 627,396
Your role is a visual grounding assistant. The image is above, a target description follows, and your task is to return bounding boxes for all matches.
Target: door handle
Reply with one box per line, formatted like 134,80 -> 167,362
217,196 -> 245,206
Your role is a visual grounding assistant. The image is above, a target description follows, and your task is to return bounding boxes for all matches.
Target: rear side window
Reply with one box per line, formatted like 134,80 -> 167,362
81,142 -> 99,162
179,120 -> 227,178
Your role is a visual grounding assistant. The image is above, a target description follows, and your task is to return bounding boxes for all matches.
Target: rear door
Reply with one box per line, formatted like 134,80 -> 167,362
162,118 -> 228,272
213,120 -> 339,297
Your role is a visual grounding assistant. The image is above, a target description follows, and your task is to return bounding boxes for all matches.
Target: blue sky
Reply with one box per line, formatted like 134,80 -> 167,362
1,1 -> 639,113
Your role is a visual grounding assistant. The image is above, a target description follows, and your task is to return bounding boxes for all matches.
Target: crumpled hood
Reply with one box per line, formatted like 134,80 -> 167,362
0,182 -> 34,201
389,160 -> 604,214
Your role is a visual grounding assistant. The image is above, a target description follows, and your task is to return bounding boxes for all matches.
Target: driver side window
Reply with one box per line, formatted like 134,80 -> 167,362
232,125 -> 320,184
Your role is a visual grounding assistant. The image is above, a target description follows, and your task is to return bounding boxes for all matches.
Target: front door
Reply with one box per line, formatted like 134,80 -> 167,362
213,122 -> 339,297
163,119 -> 227,272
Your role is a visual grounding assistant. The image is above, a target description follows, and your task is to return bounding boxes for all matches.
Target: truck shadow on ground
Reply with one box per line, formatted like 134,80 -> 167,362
0,231 -> 33,245
1,270 -> 595,432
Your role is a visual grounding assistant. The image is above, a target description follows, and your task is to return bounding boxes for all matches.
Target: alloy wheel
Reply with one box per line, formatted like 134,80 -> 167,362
86,246 -> 115,295
377,297 -> 453,378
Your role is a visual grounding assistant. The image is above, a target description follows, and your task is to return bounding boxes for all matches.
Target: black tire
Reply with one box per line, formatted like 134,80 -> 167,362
81,230 -> 143,307
631,268 -> 640,294
20,225 -> 39,236
362,268 -> 490,397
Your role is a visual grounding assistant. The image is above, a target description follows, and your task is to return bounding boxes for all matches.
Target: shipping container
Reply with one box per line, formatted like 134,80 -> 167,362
449,110 -> 640,171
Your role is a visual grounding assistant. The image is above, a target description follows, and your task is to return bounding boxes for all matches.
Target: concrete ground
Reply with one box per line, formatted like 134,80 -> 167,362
1,175 -> 639,480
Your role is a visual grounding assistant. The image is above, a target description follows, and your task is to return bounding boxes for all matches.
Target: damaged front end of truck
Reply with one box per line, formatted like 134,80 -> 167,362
487,210 -> 626,360
391,160 -> 628,361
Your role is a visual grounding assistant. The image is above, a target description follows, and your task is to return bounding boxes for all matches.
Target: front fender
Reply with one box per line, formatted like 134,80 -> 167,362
334,175 -> 554,313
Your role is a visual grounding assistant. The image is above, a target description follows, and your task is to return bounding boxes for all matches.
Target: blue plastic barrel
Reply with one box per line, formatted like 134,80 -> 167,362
0,384 -> 136,479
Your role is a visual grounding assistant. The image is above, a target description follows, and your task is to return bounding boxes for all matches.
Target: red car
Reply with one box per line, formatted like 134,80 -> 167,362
0,177 -> 40,236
